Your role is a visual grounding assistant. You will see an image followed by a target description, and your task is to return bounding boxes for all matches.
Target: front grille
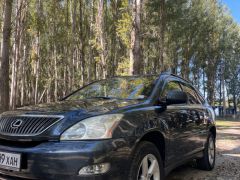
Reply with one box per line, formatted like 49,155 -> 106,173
0,115 -> 63,136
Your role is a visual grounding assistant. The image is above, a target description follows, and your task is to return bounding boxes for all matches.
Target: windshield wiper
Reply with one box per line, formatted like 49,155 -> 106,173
87,96 -> 113,99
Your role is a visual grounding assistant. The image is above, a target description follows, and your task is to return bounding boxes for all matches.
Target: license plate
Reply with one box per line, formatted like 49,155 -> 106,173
0,151 -> 21,171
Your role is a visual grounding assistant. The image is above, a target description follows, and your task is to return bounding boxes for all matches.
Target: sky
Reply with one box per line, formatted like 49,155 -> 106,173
222,0 -> 240,24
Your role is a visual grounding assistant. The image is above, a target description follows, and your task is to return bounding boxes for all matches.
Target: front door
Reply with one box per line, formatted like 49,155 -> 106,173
156,80 -> 196,166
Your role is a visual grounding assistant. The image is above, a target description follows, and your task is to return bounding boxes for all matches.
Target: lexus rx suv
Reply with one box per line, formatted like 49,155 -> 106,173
0,72 -> 216,180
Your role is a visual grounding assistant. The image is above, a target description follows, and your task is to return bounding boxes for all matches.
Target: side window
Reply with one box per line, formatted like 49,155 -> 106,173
180,84 -> 201,104
160,81 -> 182,100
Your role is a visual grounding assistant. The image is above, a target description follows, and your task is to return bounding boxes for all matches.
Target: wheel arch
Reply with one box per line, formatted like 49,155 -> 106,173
135,130 -> 166,165
209,126 -> 216,139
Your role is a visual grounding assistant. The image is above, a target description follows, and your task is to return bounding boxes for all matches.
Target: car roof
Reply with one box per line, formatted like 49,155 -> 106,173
113,72 -> 191,84
112,74 -> 159,78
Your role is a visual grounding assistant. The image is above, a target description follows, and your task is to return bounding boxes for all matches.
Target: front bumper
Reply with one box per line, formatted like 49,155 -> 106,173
0,139 -> 134,180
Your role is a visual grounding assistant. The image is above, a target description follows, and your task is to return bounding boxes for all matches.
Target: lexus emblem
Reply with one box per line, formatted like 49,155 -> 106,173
11,119 -> 23,128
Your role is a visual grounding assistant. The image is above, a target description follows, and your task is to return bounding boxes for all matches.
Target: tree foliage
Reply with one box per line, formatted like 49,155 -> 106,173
0,0 -> 239,110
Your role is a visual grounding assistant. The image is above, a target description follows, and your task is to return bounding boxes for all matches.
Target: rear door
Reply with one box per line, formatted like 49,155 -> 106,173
179,83 -> 206,152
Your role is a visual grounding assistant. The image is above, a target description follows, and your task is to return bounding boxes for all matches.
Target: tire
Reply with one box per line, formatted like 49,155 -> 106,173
128,141 -> 164,180
196,134 -> 216,170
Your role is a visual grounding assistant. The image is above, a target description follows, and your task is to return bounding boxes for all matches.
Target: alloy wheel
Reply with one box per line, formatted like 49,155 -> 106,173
137,154 -> 160,180
208,137 -> 215,166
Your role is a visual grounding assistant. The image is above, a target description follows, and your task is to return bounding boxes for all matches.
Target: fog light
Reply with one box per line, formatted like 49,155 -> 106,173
79,163 -> 110,175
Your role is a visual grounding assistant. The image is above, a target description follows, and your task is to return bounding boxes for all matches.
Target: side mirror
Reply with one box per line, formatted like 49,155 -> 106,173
166,90 -> 188,105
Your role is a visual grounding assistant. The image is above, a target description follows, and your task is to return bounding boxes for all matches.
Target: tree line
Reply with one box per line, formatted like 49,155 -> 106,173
0,0 -> 239,113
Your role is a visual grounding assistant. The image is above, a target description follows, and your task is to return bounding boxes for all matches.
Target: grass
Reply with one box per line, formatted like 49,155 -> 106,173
216,119 -> 240,127
216,120 -> 234,127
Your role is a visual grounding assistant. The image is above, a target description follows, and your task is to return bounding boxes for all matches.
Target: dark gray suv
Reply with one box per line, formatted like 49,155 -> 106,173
0,72 -> 216,180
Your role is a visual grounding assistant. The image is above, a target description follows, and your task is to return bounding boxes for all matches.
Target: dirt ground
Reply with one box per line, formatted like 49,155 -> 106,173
166,119 -> 240,180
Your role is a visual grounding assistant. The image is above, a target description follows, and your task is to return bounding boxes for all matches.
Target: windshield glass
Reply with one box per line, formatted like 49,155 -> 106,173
66,76 -> 157,100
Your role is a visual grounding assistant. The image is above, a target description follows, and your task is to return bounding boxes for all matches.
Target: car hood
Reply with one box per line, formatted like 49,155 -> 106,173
1,98 -> 142,117
0,98 -> 144,141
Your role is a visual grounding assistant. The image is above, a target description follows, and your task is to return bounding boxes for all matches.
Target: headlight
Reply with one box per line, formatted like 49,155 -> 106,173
60,114 -> 123,140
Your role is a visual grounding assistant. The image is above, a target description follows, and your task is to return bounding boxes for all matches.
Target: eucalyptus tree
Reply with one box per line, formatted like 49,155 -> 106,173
0,0 -> 13,111
130,0 -> 142,75
0,0 -> 240,111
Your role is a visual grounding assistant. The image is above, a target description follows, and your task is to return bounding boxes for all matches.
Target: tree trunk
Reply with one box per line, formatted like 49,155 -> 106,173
79,0 -> 86,84
233,93 -> 237,115
10,0 -> 26,109
34,0 -> 42,104
20,45 -> 26,106
110,1 -> 118,77
10,0 -> 18,109
130,0 -> 142,75
96,0 -> 106,78
222,66 -> 226,116
0,0 -> 13,111
159,0 -> 165,72
34,33 -> 40,104
206,63 -> 217,105
54,45 -> 58,101
70,0 -> 76,88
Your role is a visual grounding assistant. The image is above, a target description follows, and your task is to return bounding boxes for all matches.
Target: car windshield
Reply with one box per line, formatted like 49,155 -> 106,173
66,76 -> 158,100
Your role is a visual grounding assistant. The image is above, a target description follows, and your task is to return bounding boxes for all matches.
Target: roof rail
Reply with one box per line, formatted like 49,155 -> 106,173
160,71 -> 191,84
170,73 -> 191,83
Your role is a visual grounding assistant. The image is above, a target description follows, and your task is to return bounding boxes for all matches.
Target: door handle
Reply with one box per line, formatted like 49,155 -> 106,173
186,119 -> 193,123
